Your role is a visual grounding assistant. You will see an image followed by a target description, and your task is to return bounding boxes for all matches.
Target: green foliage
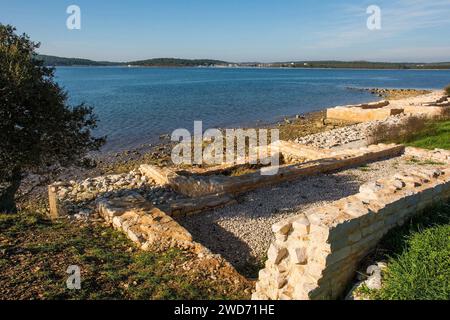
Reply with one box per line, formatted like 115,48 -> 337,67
371,202 -> 450,300
0,24 -> 105,211
375,225 -> 450,300
36,54 -> 120,67
128,58 -> 228,67
403,120 -> 450,150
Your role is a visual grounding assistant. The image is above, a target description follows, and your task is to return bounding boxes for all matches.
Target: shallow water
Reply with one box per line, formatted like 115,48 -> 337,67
55,67 -> 450,152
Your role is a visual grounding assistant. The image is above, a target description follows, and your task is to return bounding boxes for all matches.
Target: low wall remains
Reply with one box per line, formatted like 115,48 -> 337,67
95,192 -> 249,286
140,143 -> 405,198
97,193 -> 196,251
327,106 -> 403,123
403,105 -> 449,118
327,94 -> 449,123
252,153 -> 450,300
47,139 -> 450,301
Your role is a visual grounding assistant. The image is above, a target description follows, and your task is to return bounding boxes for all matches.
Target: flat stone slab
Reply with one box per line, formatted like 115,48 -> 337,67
327,106 -> 404,122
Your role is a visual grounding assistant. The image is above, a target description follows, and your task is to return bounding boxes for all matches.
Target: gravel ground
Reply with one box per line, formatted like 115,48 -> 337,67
175,155 -> 444,276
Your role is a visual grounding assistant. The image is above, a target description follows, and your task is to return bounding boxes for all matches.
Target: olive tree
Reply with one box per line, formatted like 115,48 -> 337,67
0,25 -> 105,213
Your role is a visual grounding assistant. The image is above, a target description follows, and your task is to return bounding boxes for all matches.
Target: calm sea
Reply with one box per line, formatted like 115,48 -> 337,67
54,67 -> 450,152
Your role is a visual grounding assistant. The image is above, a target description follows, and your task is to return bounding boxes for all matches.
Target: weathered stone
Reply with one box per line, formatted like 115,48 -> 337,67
343,200 -> 369,218
365,265 -> 383,290
348,230 -> 362,244
267,244 -> 288,265
292,216 -> 310,235
254,163 -> 450,301
392,179 -> 406,190
272,220 -> 292,235
291,247 -> 308,265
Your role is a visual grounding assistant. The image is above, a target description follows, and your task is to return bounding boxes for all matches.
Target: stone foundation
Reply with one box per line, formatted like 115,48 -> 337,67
97,193 -> 196,251
47,139 -> 450,301
403,105 -> 450,118
252,153 -> 450,300
327,105 -> 404,123
95,192 -> 248,284
140,143 -> 405,198
326,93 -> 450,123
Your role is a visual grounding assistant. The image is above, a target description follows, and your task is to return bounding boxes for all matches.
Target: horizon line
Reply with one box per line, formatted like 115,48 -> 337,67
37,53 -> 450,65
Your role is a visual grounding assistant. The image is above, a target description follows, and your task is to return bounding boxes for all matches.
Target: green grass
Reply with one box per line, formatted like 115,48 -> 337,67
0,211 -> 252,300
406,158 -> 446,166
402,120 -> 450,150
366,202 -> 450,300
375,225 -> 450,300
357,164 -> 377,172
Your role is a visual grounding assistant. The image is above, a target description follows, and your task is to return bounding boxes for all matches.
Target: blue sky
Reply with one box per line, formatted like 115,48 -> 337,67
1,0 -> 449,62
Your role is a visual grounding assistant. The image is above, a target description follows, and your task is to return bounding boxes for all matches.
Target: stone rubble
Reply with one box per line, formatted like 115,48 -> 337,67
345,262 -> 388,300
52,170 -> 185,219
294,114 -> 411,149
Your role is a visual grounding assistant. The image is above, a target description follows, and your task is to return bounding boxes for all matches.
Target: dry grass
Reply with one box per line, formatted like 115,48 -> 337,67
368,116 -> 428,145
0,211 -> 253,300
369,116 -> 450,150
445,84 -> 450,96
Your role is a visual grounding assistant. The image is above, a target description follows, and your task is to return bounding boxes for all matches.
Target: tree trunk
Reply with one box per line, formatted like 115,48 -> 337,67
0,169 -> 22,213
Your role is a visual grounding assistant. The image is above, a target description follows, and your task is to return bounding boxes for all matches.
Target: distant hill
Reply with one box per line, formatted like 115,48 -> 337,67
35,55 -> 121,66
36,55 -> 228,67
128,58 -> 229,67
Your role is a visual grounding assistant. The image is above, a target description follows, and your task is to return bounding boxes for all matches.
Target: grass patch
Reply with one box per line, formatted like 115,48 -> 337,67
375,225 -> 449,300
357,164 -> 375,172
370,117 -> 450,150
406,157 -> 446,166
402,120 -> 450,150
0,211 -> 252,300
366,201 -> 450,300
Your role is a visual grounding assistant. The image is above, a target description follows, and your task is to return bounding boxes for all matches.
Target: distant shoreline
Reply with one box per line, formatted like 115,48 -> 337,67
38,54 -> 450,70
55,65 -> 450,71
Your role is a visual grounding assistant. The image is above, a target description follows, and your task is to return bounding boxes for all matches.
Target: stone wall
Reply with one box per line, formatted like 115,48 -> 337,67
252,160 -> 450,300
96,192 -> 250,288
140,143 -> 405,198
327,106 -> 404,123
97,193 -> 196,251
326,93 -> 449,123
402,105 -> 449,118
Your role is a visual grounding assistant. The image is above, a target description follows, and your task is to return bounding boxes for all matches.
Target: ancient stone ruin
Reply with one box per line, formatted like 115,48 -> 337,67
47,91 -> 450,300
327,91 -> 450,123
48,139 -> 450,300
253,148 -> 450,300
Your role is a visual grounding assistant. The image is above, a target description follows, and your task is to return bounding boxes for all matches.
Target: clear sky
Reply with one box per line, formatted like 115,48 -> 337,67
1,0 -> 449,62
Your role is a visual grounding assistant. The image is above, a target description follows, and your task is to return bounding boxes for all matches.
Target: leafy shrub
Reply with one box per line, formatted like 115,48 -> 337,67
445,84 -> 450,96
368,116 -> 427,145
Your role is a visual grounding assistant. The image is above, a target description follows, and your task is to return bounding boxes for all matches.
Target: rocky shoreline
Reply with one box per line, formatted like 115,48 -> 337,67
347,87 -> 431,100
